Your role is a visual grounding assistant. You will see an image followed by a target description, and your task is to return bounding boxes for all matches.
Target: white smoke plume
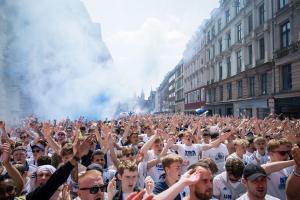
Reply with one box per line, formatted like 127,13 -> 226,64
1,0 -> 131,120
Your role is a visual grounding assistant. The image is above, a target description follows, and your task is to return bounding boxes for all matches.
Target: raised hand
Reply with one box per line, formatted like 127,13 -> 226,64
0,121 -> 5,130
1,143 -> 11,165
75,134 -> 96,158
144,176 -> 154,195
107,177 -> 117,199
126,190 -> 154,200
184,169 -> 201,185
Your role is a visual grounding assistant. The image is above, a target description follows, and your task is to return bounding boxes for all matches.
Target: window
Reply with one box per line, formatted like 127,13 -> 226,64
218,19 -> 222,33
227,83 -> 232,100
259,4 -> 265,25
238,80 -> 243,98
249,77 -> 255,97
259,37 -> 265,60
219,85 -> 223,101
281,21 -> 290,48
226,9 -> 230,23
219,62 -> 223,80
235,0 -> 241,15
237,50 -> 242,73
212,26 -> 215,38
227,57 -> 231,77
279,0 -> 289,9
248,45 -> 253,65
212,45 -> 215,58
212,88 -> 216,102
226,31 -> 231,48
207,31 -> 211,42
219,38 -> 222,54
237,23 -> 242,41
261,73 -> 268,95
248,13 -> 253,33
208,50 -> 211,60
282,64 -> 292,90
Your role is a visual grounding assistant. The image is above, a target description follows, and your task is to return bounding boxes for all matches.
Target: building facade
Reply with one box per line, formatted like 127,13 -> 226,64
175,61 -> 185,112
273,0 -> 300,118
156,0 -> 300,118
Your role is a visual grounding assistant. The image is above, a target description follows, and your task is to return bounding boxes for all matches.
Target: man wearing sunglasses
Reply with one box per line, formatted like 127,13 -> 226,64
77,169 -> 106,200
260,138 -> 295,200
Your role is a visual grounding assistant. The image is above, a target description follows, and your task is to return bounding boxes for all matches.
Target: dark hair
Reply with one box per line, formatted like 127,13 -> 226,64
91,150 -> 105,161
37,155 -> 52,166
225,158 -> 244,178
187,161 -> 210,172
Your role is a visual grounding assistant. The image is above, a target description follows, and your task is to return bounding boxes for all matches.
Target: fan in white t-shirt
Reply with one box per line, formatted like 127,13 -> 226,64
227,138 -> 249,166
261,138 -> 295,200
171,130 -> 231,172
202,132 -> 229,174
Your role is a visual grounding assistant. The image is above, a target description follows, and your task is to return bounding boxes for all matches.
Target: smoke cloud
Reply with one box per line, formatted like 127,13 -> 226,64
1,0 -> 130,120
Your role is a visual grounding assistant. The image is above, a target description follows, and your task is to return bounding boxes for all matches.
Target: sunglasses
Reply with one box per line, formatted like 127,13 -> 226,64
79,184 -> 107,194
32,149 -> 41,153
125,153 -> 134,157
273,150 -> 290,156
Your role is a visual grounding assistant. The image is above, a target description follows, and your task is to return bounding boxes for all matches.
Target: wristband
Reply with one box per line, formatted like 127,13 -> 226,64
73,155 -> 80,162
293,169 -> 300,177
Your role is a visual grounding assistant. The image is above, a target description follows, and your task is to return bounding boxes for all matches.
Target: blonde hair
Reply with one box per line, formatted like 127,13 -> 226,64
267,138 -> 292,152
233,139 -> 249,147
254,137 -> 266,144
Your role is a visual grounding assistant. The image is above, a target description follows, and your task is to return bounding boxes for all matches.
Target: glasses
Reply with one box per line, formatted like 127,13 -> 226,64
125,153 -> 134,157
273,150 -> 290,156
79,184 -> 107,194
58,133 -> 65,136
32,149 -> 41,153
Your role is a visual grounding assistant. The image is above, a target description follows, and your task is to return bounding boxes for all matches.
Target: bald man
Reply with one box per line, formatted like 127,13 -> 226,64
77,170 -> 106,200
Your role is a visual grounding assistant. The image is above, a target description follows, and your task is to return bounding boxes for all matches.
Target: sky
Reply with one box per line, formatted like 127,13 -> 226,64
82,0 -> 219,98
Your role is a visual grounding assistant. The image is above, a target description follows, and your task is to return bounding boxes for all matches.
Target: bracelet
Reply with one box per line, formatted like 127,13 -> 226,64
293,169 -> 300,177
73,155 -> 80,162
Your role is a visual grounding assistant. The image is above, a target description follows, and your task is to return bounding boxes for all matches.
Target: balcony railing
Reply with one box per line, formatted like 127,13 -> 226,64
275,40 -> 300,59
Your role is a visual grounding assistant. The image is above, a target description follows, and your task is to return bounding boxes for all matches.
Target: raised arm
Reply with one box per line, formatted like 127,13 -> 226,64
42,122 -> 61,154
154,169 -> 201,200
262,160 -> 295,175
286,147 -> 300,200
2,143 -> 24,196
202,131 -> 232,151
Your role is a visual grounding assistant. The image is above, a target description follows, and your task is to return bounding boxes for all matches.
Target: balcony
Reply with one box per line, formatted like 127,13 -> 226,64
274,40 -> 300,59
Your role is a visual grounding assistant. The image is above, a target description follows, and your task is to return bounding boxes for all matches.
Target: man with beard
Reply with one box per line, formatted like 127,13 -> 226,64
237,164 -> 279,200
154,162 -> 214,200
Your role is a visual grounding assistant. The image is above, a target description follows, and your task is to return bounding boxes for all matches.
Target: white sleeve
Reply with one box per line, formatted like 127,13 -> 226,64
213,176 -> 222,197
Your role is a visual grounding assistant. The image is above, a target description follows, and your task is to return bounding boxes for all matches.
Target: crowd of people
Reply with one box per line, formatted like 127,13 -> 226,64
0,114 -> 300,200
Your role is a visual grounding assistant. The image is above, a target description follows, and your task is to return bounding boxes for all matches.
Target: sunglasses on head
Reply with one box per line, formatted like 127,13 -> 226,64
273,150 -> 290,156
79,184 -> 107,194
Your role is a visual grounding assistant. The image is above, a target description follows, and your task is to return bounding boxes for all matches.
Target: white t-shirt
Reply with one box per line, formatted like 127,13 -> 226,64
267,166 -> 293,200
176,144 -> 203,172
213,171 -> 245,200
237,193 -> 280,200
245,151 -> 269,166
146,150 -> 165,182
202,143 -> 229,174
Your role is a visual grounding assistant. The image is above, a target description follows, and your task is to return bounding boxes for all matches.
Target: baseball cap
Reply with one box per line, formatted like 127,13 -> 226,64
31,143 -> 45,151
243,163 -> 267,181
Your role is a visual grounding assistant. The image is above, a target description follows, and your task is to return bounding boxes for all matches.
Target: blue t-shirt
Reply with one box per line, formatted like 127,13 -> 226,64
153,181 -> 182,200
